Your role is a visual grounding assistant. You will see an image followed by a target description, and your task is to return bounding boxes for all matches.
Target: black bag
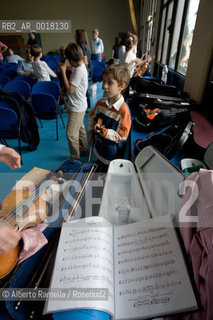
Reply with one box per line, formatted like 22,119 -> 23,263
134,121 -> 194,159
0,89 -> 40,150
133,104 -> 190,132
134,77 -> 179,97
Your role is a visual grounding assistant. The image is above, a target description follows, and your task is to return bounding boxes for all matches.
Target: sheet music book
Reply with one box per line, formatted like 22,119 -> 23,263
44,216 -> 198,319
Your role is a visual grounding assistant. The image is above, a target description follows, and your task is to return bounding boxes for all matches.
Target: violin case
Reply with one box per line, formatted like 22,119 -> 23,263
1,146 -> 195,319
134,121 -> 194,160
132,77 -> 180,97
99,145 -> 185,226
1,159 -> 96,320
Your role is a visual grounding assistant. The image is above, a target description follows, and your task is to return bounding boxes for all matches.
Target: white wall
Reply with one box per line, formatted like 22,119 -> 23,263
0,0 -> 140,60
184,0 -> 213,103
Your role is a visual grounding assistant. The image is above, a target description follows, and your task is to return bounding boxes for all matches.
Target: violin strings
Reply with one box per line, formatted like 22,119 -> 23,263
3,185 -> 45,226
2,180 -> 52,226
2,169 -> 82,228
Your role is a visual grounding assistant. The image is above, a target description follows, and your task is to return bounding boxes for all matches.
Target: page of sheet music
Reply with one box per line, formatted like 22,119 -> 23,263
113,217 -> 197,320
44,217 -> 114,316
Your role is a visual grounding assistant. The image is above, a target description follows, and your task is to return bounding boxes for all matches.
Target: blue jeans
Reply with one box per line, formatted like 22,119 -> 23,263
91,53 -> 102,62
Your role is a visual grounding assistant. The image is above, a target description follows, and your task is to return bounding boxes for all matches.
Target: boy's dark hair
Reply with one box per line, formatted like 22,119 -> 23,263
30,45 -> 42,58
103,65 -> 130,92
125,36 -> 134,51
65,43 -> 83,62
107,58 -> 118,66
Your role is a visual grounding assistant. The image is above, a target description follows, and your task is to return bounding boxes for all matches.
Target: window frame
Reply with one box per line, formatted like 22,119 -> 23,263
146,0 -> 199,76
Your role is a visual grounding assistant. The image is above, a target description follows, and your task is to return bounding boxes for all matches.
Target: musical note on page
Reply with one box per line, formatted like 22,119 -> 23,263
45,217 -> 115,316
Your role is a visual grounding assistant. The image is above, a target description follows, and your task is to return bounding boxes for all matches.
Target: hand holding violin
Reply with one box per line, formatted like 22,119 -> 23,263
134,55 -> 155,77
94,123 -> 105,134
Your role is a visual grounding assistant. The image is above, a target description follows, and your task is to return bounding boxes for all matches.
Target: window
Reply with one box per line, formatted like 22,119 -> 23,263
157,6 -> 166,61
139,0 -> 159,57
177,0 -> 200,75
161,1 -> 174,64
169,0 -> 185,68
150,0 -> 200,75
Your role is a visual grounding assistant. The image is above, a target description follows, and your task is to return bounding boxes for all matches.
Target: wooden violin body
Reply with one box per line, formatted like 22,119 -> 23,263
0,188 -> 48,279
144,108 -> 160,120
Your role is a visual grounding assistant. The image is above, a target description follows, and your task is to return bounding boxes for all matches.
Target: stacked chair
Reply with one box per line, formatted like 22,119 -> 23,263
4,80 -> 31,100
91,60 -> 105,82
31,81 -> 65,140
0,75 -> 10,88
0,99 -> 22,162
14,75 -> 36,88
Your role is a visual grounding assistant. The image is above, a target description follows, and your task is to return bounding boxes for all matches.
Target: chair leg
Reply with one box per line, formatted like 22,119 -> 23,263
18,135 -> 23,165
56,116 -> 58,140
39,118 -> 43,128
2,139 -> 8,147
59,112 -> 65,128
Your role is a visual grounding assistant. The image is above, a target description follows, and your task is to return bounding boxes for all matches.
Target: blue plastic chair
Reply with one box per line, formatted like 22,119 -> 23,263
1,70 -> 17,80
45,54 -> 57,62
14,75 -> 36,88
91,61 -> 105,82
4,80 -> 31,99
46,59 -> 59,72
54,55 -> 61,62
3,62 -> 18,71
0,98 -> 18,112
0,106 -> 22,160
50,76 -> 60,85
0,75 -> 10,88
32,81 -> 60,101
31,93 -> 65,140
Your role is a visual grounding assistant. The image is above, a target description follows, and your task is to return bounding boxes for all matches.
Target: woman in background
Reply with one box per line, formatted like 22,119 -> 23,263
112,36 -> 121,62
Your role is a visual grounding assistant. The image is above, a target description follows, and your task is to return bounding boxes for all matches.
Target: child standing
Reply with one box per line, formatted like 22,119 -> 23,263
30,45 -> 58,81
59,43 -> 88,159
88,65 -> 131,171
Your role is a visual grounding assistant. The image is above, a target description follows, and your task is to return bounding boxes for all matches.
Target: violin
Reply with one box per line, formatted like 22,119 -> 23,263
134,55 -> 155,77
139,104 -> 160,120
0,175 -> 58,279
144,108 -> 160,120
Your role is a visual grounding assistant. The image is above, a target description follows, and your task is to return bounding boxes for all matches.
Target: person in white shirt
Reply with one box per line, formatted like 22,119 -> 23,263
30,45 -> 57,81
122,35 -> 145,78
90,28 -> 104,62
59,43 -> 88,159
119,31 -> 133,64
119,43 -> 126,64
122,36 -> 140,78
